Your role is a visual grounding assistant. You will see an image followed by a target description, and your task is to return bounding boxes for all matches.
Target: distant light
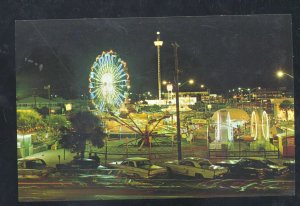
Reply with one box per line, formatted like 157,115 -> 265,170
238,87 -> 241,90
247,88 -> 250,91
188,79 -> 194,84
65,103 -> 72,111
162,80 -> 167,85
166,83 -> 173,92
200,84 -> 205,88
178,82 -> 182,86
157,31 -> 160,35
258,87 -> 261,90
277,70 -> 284,78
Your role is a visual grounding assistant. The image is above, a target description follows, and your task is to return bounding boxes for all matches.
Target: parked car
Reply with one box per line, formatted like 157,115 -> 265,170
283,160 -> 295,175
216,158 -> 288,179
18,157 -> 55,178
164,157 -> 228,179
109,157 -> 166,179
56,159 -> 103,170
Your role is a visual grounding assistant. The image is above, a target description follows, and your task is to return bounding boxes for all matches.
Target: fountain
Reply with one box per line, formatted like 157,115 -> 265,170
250,110 -> 270,141
215,110 -> 234,142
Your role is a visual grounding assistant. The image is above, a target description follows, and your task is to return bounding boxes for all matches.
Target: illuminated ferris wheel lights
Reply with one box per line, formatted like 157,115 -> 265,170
89,50 -> 130,112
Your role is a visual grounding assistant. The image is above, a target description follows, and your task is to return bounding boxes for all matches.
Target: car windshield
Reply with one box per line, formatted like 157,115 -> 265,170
262,159 -> 277,165
136,160 -> 152,168
199,160 -> 212,168
26,159 -> 46,169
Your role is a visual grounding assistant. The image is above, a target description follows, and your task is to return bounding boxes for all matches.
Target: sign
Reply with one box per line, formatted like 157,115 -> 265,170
287,137 -> 294,146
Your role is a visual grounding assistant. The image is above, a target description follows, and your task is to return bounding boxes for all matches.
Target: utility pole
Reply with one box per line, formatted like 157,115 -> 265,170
154,31 -> 163,101
32,88 -> 37,108
172,42 -> 182,161
44,85 -> 51,115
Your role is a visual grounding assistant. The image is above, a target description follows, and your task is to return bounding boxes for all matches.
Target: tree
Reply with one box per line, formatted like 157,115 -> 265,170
279,100 -> 293,121
44,114 -> 71,142
189,101 -> 205,111
140,105 -> 161,113
36,106 -> 50,117
60,111 -> 106,156
17,110 -> 43,134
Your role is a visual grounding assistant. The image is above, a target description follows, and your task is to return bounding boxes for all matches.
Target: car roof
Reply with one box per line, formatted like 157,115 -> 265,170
73,158 -> 95,162
183,157 -> 208,161
240,157 -> 267,161
18,157 -> 44,161
125,157 -> 150,161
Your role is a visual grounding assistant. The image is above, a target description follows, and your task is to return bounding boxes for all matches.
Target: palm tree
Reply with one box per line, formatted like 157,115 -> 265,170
279,100 -> 293,121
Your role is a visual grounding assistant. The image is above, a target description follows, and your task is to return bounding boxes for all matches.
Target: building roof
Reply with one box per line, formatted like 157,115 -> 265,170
211,108 -> 250,121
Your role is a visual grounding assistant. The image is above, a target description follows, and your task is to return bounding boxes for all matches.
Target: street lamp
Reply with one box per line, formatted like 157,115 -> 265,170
44,85 -> 51,115
171,42 -> 182,161
276,70 -> 294,79
178,79 -> 194,88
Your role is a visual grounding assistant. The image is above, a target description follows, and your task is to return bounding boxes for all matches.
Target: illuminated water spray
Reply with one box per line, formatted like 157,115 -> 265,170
89,51 -> 130,112
261,111 -> 270,141
215,110 -> 233,142
250,110 -> 270,141
251,111 -> 258,140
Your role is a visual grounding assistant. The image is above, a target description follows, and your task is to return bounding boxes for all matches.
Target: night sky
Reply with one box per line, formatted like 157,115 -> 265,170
15,15 -> 293,99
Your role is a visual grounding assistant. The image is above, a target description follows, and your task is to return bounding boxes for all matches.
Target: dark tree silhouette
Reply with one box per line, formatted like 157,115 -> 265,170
279,100 -> 293,121
60,111 -> 106,157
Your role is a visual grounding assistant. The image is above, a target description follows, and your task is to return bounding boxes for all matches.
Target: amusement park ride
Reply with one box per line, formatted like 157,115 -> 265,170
87,50 -> 293,155
88,50 -> 176,148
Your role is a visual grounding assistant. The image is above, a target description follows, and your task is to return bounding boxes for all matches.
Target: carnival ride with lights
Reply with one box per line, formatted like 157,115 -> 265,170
88,50 -> 175,147
89,50 -> 130,112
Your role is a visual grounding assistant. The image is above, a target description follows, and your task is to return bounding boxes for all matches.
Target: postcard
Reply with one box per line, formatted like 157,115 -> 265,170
16,15 -> 295,201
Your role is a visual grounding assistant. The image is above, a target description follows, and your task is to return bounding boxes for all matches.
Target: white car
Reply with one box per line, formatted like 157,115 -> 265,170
109,157 -> 166,179
18,157 -> 55,178
165,157 -> 228,179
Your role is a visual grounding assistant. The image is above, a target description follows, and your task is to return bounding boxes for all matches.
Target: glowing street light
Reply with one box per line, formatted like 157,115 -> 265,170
154,31 -> 164,100
178,79 -> 194,87
276,70 -> 294,79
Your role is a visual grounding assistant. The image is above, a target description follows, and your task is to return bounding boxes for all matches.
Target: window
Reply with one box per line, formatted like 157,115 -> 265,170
199,160 -> 211,169
128,161 -> 135,167
180,161 -> 194,167
121,161 -> 128,165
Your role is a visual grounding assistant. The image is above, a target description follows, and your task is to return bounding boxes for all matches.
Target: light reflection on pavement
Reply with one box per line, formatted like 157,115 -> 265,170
18,173 -> 295,201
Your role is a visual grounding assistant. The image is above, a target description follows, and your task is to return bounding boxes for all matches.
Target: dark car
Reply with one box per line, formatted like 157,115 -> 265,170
283,160 -> 295,175
216,158 -> 288,179
56,158 -> 102,172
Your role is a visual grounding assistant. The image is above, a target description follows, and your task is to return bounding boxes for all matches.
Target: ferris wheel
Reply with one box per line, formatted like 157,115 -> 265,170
89,50 -> 130,112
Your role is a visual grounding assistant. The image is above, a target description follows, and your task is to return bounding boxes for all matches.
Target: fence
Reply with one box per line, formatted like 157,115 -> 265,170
208,149 -> 280,159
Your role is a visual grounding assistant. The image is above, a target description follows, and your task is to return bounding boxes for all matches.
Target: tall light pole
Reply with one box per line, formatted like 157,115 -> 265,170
154,31 -> 163,101
276,69 -> 293,157
171,42 -> 182,161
